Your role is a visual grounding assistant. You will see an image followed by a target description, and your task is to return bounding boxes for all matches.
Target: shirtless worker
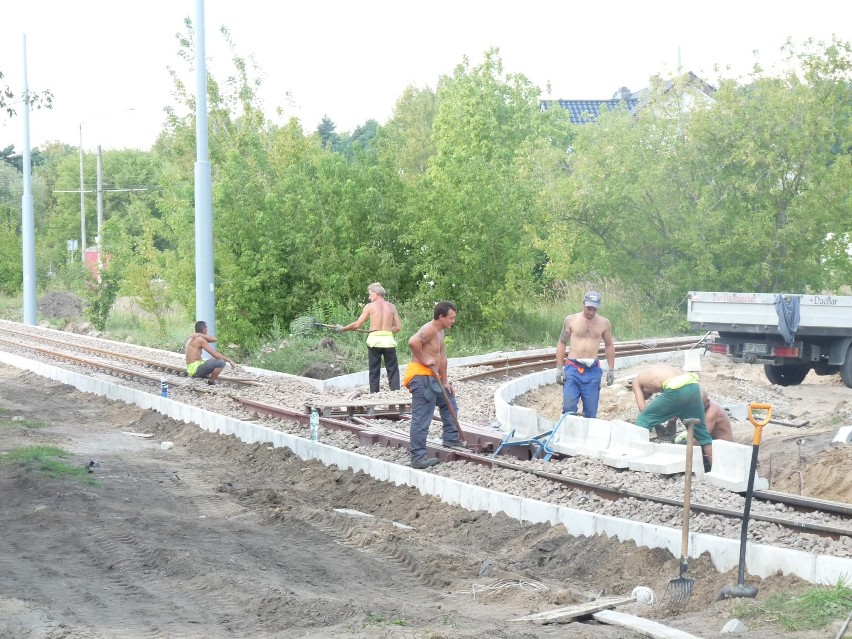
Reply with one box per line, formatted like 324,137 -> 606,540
402,301 -> 462,469
555,291 -> 616,417
185,320 -> 237,385
338,282 -> 402,393
632,363 -> 714,469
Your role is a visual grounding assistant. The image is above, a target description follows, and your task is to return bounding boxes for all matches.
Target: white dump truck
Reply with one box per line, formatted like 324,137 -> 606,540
686,291 -> 852,388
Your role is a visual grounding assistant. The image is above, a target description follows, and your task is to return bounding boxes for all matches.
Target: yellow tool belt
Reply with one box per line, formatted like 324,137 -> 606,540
366,330 -> 396,348
662,372 -> 699,390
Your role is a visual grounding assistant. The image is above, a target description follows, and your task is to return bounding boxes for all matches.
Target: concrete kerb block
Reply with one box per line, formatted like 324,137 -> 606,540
816,554 -> 852,585
596,513 -> 645,544
704,439 -> 768,491
575,417 -> 612,457
493,369 -> 554,433
520,498 -> 561,525
832,425 -> 852,444
636,523 -> 681,557
550,414 -> 589,456
598,420 -> 652,468
557,507 -> 597,537
628,442 -> 705,478
692,532 -> 740,573
748,544 -> 816,581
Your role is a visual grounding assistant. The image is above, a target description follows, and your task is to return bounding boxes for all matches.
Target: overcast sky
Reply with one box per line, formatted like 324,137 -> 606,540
1,0 -> 848,152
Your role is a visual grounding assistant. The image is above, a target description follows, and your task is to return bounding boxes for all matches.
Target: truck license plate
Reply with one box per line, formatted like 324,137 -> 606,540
743,343 -> 768,354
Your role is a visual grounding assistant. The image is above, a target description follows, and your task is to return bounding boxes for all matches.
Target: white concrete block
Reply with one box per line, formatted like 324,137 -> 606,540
550,414 -> 589,456
749,543 -> 816,581
832,425 -> 852,444
628,442 -> 705,477
557,507 -> 597,537
598,420 -> 653,468
683,349 -> 702,371
597,514 -> 645,544
816,554 -> 852,585
704,439 -> 768,492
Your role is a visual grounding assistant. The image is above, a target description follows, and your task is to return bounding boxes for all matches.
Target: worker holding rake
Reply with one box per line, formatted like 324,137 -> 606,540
403,301 -> 463,469
338,282 -> 402,393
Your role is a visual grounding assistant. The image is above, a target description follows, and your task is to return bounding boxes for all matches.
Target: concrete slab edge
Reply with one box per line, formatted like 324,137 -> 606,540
1,350 -> 847,587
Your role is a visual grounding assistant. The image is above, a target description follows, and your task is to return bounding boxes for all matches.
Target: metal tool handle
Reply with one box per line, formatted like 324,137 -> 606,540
680,419 -> 695,570
430,367 -> 467,444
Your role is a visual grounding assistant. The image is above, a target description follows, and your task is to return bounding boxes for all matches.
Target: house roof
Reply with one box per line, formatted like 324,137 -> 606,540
540,98 -> 639,125
541,72 -> 716,125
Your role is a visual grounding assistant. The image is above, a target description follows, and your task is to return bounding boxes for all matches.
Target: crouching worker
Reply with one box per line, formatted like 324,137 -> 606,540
185,320 -> 237,386
403,301 -> 463,470
632,364 -> 713,470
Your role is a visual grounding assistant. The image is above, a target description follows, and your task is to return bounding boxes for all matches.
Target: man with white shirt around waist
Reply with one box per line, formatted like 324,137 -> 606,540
338,282 -> 402,393
555,291 -> 616,418
632,363 -> 714,470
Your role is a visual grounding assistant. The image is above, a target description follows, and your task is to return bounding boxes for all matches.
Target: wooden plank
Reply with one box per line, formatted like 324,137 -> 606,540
592,610 -> 705,639
508,596 -> 635,623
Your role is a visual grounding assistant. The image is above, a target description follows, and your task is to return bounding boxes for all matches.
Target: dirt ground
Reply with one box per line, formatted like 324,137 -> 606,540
0,360 -> 849,639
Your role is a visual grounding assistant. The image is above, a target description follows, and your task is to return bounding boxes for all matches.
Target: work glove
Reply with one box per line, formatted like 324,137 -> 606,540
557,368 -> 566,385
606,369 -> 615,386
335,324 -> 344,332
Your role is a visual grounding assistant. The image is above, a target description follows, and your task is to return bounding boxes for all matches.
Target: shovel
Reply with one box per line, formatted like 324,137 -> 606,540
290,316 -> 368,335
429,366 -> 467,446
664,417 -> 699,606
716,402 -> 772,601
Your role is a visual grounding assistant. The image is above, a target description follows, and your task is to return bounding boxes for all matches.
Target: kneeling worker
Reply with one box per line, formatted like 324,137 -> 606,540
632,363 -> 713,469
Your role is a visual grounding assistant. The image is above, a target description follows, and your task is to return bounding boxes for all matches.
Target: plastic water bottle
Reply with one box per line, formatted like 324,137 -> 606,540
309,408 -> 319,443
160,377 -> 169,398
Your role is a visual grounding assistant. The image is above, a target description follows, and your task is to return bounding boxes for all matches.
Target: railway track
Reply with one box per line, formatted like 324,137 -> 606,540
0,320 -> 848,556
457,336 -> 707,381
233,395 -> 852,541
0,323 -> 260,387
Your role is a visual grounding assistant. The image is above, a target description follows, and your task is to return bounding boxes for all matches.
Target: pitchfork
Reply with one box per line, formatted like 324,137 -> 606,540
662,417 -> 699,606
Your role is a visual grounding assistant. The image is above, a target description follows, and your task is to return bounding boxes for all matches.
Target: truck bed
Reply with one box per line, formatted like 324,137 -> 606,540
687,291 -> 852,336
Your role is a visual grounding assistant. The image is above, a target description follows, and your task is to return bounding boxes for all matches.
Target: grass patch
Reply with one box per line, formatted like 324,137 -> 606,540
731,579 -> 852,631
105,301 -> 191,353
0,417 -> 49,429
363,613 -> 406,627
3,445 -> 99,486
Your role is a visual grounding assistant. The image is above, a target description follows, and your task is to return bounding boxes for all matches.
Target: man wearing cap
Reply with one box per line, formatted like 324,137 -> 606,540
555,291 -> 616,418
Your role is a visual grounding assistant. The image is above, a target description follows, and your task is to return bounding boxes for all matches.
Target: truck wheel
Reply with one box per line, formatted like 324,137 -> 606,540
764,363 -> 810,386
841,347 -> 852,388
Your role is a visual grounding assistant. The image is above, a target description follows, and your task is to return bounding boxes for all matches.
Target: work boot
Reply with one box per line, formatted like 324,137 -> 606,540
442,440 -> 466,451
411,456 -> 440,469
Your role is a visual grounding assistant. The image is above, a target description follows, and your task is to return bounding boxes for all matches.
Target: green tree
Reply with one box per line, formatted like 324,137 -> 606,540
378,85 -> 439,183
405,49 -> 559,325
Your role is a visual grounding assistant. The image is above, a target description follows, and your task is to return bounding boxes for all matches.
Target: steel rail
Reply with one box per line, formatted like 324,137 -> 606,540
231,395 -> 851,540
456,336 -> 707,382
0,327 -> 259,386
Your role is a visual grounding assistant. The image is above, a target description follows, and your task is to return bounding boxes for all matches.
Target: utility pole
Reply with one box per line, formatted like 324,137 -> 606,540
194,0 -> 216,335
96,145 -> 103,279
21,34 -> 36,324
79,123 -> 86,262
